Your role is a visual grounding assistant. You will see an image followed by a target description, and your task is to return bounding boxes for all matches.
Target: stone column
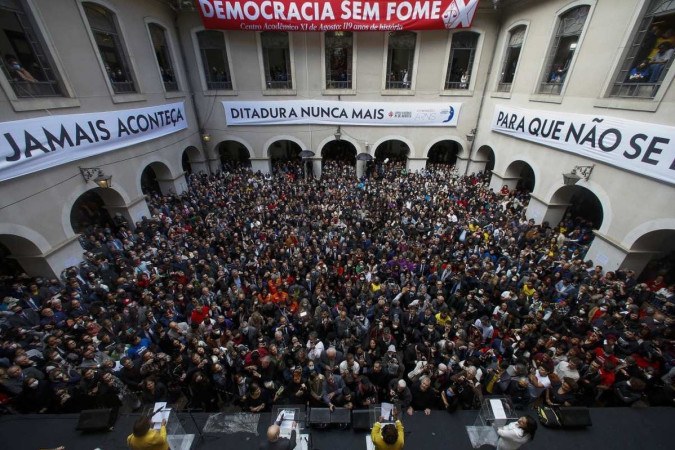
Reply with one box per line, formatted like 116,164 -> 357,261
526,194 -> 571,226
104,196 -> 151,228
250,157 -> 271,175
407,157 -> 427,173
310,156 -> 322,179
156,173 -> 188,195
585,231 -> 653,274
488,172 -> 520,193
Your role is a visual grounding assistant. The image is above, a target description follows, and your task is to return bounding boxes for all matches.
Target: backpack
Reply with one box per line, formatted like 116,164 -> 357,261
536,406 -> 562,428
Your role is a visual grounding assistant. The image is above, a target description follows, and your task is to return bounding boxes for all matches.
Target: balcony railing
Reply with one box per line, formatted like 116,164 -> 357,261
444,81 -> 469,90
11,80 -> 61,98
496,82 -> 512,93
112,80 -> 136,94
206,81 -> 233,90
385,80 -> 410,89
610,81 -> 660,99
326,80 -> 352,89
266,80 -> 292,89
164,81 -> 179,92
538,82 -> 563,95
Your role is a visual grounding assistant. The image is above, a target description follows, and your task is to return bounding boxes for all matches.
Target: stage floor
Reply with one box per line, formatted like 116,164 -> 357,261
1,407 -> 672,450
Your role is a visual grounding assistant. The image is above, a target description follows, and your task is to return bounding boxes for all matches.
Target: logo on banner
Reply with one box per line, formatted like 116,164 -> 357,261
442,0 -> 478,29
442,106 -> 455,123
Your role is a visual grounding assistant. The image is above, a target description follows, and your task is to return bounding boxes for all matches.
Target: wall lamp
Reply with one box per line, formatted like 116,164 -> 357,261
79,167 -> 112,189
334,126 -> 342,141
562,164 -> 594,186
466,128 -> 477,142
201,132 -> 211,143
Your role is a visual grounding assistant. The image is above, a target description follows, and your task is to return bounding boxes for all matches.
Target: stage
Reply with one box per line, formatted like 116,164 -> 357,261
1,407 -> 672,450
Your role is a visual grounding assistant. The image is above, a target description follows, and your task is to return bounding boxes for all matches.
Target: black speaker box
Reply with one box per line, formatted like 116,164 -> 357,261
351,409 -> 372,431
558,407 -> 592,428
76,408 -> 117,432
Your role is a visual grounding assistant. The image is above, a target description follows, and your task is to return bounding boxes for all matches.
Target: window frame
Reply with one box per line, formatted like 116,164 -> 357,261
77,0 -> 144,103
0,0 -> 78,111
321,31 -> 357,95
440,29 -> 483,96
144,18 -> 184,97
605,0 -> 675,101
495,23 -> 529,95
192,28 -> 236,95
530,1 -> 595,103
257,31 -> 296,95
382,31 -> 420,95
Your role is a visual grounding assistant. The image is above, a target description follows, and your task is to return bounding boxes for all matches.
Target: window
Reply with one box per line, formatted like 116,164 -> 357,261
0,0 -> 62,97
386,31 -> 416,89
610,0 -> 675,99
497,25 -> 526,92
444,31 -> 479,90
196,30 -> 232,90
325,31 -> 353,89
82,2 -> 135,94
538,5 -> 590,95
261,32 -> 292,89
148,23 -> 177,92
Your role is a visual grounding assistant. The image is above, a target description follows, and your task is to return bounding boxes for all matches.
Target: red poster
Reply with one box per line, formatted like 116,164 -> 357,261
196,0 -> 479,31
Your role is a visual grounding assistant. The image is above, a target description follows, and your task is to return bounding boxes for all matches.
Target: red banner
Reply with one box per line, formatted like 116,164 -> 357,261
196,0 -> 479,31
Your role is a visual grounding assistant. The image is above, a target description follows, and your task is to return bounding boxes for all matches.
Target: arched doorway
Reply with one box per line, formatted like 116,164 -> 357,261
629,229 -> 675,283
217,140 -> 251,169
504,160 -> 536,192
427,140 -> 462,167
374,140 -> 410,163
322,140 -> 357,165
551,185 -> 604,230
269,139 -> 302,175
182,146 -> 202,174
0,235 -> 46,277
70,189 -> 116,234
140,162 -> 172,196
475,145 -> 496,174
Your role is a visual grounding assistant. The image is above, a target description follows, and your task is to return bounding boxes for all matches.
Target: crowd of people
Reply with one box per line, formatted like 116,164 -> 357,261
0,160 -> 673,419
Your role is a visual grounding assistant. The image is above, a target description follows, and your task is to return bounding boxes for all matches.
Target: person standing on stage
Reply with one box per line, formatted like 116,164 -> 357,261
371,410 -> 404,450
260,417 -> 298,450
495,416 -> 537,450
127,417 -> 168,450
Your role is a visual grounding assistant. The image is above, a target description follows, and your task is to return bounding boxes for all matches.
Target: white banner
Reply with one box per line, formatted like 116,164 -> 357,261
0,102 -> 188,182
223,100 -> 461,126
491,105 -> 675,185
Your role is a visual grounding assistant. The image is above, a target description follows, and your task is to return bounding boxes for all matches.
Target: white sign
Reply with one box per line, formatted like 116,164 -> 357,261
223,100 -> 461,126
0,102 -> 188,182
491,105 -> 675,185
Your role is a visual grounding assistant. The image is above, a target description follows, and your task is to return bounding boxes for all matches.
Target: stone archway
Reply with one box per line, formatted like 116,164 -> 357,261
140,161 -> 173,196
182,146 -> 202,174
321,140 -> 357,164
551,185 -> 604,230
217,140 -> 251,169
426,140 -> 462,167
268,139 -> 302,175
474,145 -> 495,174
628,229 -> 675,283
0,235 -> 43,277
504,159 -> 536,192
374,140 -> 410,162
70,187 -> 127,234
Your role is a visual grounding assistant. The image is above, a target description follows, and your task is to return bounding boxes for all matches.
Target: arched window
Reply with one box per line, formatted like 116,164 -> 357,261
386,31 -> 417,89
148,23 -> 178,92
0,0 -> 62,97
445,31 -> 479,90
82,2 -> 136,93
610,0 -> 675,99
196,30 -> 232,90
538,5 -> 590,95
325,31 -> 353,89
261,32 -> 292,90
497,25 -> 526,92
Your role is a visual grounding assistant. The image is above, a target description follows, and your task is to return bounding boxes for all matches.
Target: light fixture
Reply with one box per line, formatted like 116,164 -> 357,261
365,143 -> 370,152
466,128 -> 477,142
79,167 -> 112,189
562,164 -> 594,186
201,132 -> 211,143
334,126 -> 342,141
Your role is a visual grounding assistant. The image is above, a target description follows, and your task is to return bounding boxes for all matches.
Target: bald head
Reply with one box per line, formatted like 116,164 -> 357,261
267,424 -> 280,442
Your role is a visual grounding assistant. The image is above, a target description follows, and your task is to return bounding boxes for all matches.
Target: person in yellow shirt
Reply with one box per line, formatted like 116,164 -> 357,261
127,417 -> 169,450
371,414 -> 404,450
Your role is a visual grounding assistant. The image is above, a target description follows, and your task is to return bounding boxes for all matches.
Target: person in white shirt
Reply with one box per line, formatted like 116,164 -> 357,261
306,332 -> 324,361
554,358 -> 581,382
496,415 -> 537,450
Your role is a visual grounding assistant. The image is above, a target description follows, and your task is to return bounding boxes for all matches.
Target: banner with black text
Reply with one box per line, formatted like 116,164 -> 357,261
223,100 -> 461,126
491,106 -> 674,185
197,0 -> 478,31
0,102 -> 188,182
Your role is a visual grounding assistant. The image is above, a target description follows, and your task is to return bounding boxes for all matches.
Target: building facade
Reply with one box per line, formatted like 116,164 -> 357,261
0,0 -> 673,279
